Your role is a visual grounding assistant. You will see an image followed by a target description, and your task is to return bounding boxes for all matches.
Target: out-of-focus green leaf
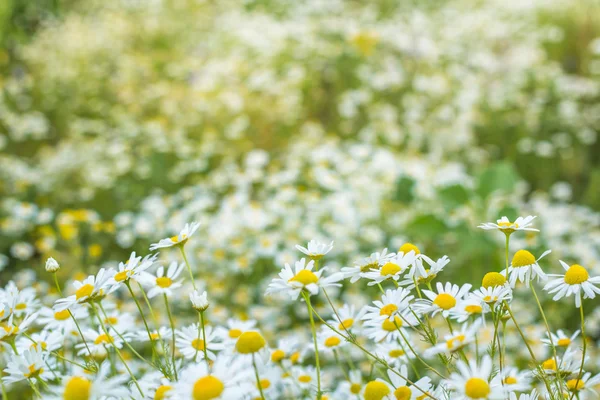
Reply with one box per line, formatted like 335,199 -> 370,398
438,184 -> 470,210
477,162 -> 520,199
406,214 -> 446,237
393,176 -> 415,204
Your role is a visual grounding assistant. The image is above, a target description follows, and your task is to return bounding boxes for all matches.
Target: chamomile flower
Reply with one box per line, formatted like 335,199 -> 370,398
415,282 -> 472,318
327,303 -> 364,333
109,251 -> 156,286
316,326 -> 347,354
139,261 -> 185,298
363,312 -> 415,343
540,349 -> 583,376
387,365 -> 433,399
10,287 -> 40,317
334,369 -> 364,398
173,356 -> 253,399
135,371 -> 174,400
76,328 -> 124,358
444,355 -> 504,399
363,378 -> 393,400
190,289 -> 209,311
295,239 -> 334,259
3,347 -> 54,384
46,362 -> 130,399
449,298 -> 487,323
509,389 -> 539,400
36,305 -> 88,334
563,372 -> 600,398
403,255 -> 450,286
543,261 -> 600,308
0,313 -> 37,342
540,329 -> 580,349
499,368 -> 532,393
362,288 -> 414,322
397,242 -> 422,257
363,252 -> 418,286
218,318 -> 257,346
176,323 -> 224,360
478,216 -> 539,233
425,321 -> 481,357
16,329 -> 64,353
504,250 -> 551,288
341,249 -> 395,283
54,268 -> 116,311
265,258 -> 343,300
149,221 -> 200,250
375,341 -> 414,368
472,285 -> 512,306
290,365 -> 318,390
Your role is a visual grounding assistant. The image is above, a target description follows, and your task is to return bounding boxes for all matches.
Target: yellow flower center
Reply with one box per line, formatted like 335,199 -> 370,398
446,334 -> 466,350
380,262 -> 401,276
542,358 -> 557,370
150,333 -> 160,341
324,336 -> 341,348
465,305 -> 483,314
64,376 -> 92,400
15,303 -> 27,310
290,352 -> 300,364
481,272 -> 506,288
54,310 -> 71,320
382,316 -> 403,332
191,339 -> 206,351
399,243 -> 420,255
271,349 -> 285,362
504,377 -> 517,385
94,334 -> 113,345
289,270 -> 319,286
75,284 -> 94,300
338,318 -> 354,330
170,234 -> 187,243
235,331 -> 266,354
193,376 -> 224,400
156,277 -> 173,288
350,383 -> 362,394
114,271 -> 129,282
389,349 -> 405,358
433,293 -> 456,310
464,378 -> 490,399
228,329 -> 242,338
298,375 -> 312,383
564,264 -> 589,285
258,379 -> 271,389
104,317 -> 118,325
24,364 -> 42,378
512,250 -> 536,267
498,221 -> 518,230
154,385 -> 172,400
379,304 -> 398,316
364,380 -> 391,400
394,386 -> 412,400
557,338 -> 571,347
566,379 -> 585,391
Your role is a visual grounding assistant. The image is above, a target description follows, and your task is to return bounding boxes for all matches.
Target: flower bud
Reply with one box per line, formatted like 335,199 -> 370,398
190,290 -> 209,311
45,257 -> 60,273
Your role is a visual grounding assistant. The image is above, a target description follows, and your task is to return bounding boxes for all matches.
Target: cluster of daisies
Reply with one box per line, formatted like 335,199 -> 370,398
1,215 -> 599,400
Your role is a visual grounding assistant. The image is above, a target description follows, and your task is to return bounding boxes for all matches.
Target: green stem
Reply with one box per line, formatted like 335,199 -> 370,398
303,293 -> 322,400
199,311 -> 210,368
253,353 -> 267,400
569,303 -> 587,400
68,309 -> 95,367
163,294 -> 178,380
125,281 -> 154,342
178,245 -> 197,290
53,273 -> 63,297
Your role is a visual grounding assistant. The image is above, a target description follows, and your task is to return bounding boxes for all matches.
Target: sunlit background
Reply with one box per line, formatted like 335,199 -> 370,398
1,0 -> 600,327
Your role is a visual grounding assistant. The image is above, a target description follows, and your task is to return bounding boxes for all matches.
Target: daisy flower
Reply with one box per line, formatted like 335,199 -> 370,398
0,313 -> 37,342
425,321 -> 481,357
149,221 -> 200,250
109,251 -> 156,286
265,258 -> 343,300
509,389 -> 539,400
403,255 -> 450,286
316,326 -> 347,355
53,268 -> 116,311
387,365 -> 433,399
217,318 -> 257,347
415,282 -> 472,318
362,312 -> 416,343
397,242 -> 422,257
375,341 -> 415,368
334,369 -> 364,398
504,249 -> 551,288
444,355 -> 504,399
361,288 -> 414,323
176,323 -> 224,360
471,285 -> 512,307
190,289 -> 209,311
139,261 -> 185,298
75,328 -> 124,358
295,239 -> 334,259
327,303 -> 365,333
540,329 -> 580,349
46,362 -> 130,400
16,329 -> 64,353
540,349 -> 583,376
449,298 -> 487,323
35,305 -> 88,334
341,249 -> 395,283
173,355 -> 253,399
135,371 -> 174,400
499,367 -> 532,393
269,337 -> 304,365
564,371 -> 600,398
3,347 -> 54,384
544,261 -> 600,308
478,215 -> 539,233
290,365 -> 318,391
10,287 -> 40,317
363,252 -> 418,286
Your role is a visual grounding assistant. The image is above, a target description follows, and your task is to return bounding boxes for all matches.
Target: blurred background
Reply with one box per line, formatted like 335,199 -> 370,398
1,0 -> 600,324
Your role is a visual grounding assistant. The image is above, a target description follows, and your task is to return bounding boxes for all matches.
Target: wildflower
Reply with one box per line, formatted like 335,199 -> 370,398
363,378 -> 391,400
3,347 -> 53,384
218,319 -> 257,345
36,305 -> 88,334
472,285 -> 512,306
235,331 -> 266,354
341,249 -> 395,283
544,261 -> 600,307
265,258 -> 343,300
361,288 -> 414,322
387,365 -> 433,400
295,239 -> 334,259
139,261 -> 185,298
403,255 -> 450,286
425,321 -> 481,357
190,289 -> 209,311
564,372 -> 600,398
149,221 -> 200,250
176,323 -> 223,360
47,362 -> 130,399
481,272 -> 506,289
504,249 -> 551,288
375,342 -> 414,368
316,326 -> 347,354
449,298 -> 487,323
499,367 -> 532,393
414,282 -> 472,317
0,313 -> 37,342
53,268 -> 116,311
363,252 -> 418,286
397,242 -> 421,256
334,370 -> 364,397
109,252 -> 156,286
540,329 -> 580,349
327,303 -> 364,333
75,328 -> 124,358
478,215 -> 539,234
16,330 -> 64,353
45,257 -> 60,272
444,355 -> 504,399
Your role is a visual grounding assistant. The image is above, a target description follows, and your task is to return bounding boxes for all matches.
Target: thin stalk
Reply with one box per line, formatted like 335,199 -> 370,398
199,311 -> 210,368
163,294 -> 178,380
303,293 -> 322,400
178,245 -> 197,290
569,303 -> 587,400
253,353 -> 267,400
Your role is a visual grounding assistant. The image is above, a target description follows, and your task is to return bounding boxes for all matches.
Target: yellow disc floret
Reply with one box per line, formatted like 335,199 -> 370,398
193,376 -> 224,400
394,386 -> 412,400
481,272 -> 506,288
399,243 -> 420,255
271,349 -> 285,362
564,264 -> 589,285
364,380 -> 391,400
235,331 -> 266,354
289,270 -> 319,286
464,378 -> 490,399
156,277 -> 173,288
338,318 -> 354,330
54,310 -> 71,320
154,385 -> 172,400
379,304 -> 398,316
512,250 -> 536,267
433,293 -> 456,310
76,284 -> 94,300
64,376 -> 92,400
114,271 -> 129,282
542,358 -> 557,370
380,262 -> 401,276
228,329 -> 242,338
566,378 -> 585,392
557,338 -> 571,347
191,339 -> 205,351
324,336 -> 341,347
382,316 -> 403,332
350,383 -> 362,394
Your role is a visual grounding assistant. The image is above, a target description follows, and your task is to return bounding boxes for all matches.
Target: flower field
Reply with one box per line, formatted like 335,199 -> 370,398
1,0 -> 600,399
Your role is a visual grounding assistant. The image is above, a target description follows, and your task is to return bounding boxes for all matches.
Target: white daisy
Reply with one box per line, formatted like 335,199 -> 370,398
75,328 -> 124,358
327,303 -> 365,333
444,355 -> 504,399
387,364 -> 433,399
35,305 -> 88,335
499,367 -> 532,393
363,252 -> 418,286
139,261 -> 185,298
295,239 -> 334,259
16,329 -> 64,353
341,249 -> 395,283
217,318 -> 257,347
334,369 -> 364,398
543,261 -> 600,308
478,216 -> 539,233
3,347 -> 54,384
564,371 -> 600,399
265,258 -> 343,300
509,389 -> 539,400
109,251 -> 157,287
176,323 -> 224,360
374,341 -> 415,368
53,268 -> 116,311
415,282 -> 472,318
449,298 -> 487,323
540,329 -> 580,350
190,289 -> 209,311
0,313 -> 37,342
504,249 -> 551,288
425,321 -> 481,357
149,221 -> 201,250
316,325 -> 347,355
403,255 -> 450,286
46,362 -> 130,399
471,285 -> 512,307
361,288 -> 414,323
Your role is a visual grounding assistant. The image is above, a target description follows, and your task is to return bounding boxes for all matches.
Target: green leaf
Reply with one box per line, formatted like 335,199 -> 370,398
393,176 -> 415,204
438,184 -> 470,210
476,162 -> 520,199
